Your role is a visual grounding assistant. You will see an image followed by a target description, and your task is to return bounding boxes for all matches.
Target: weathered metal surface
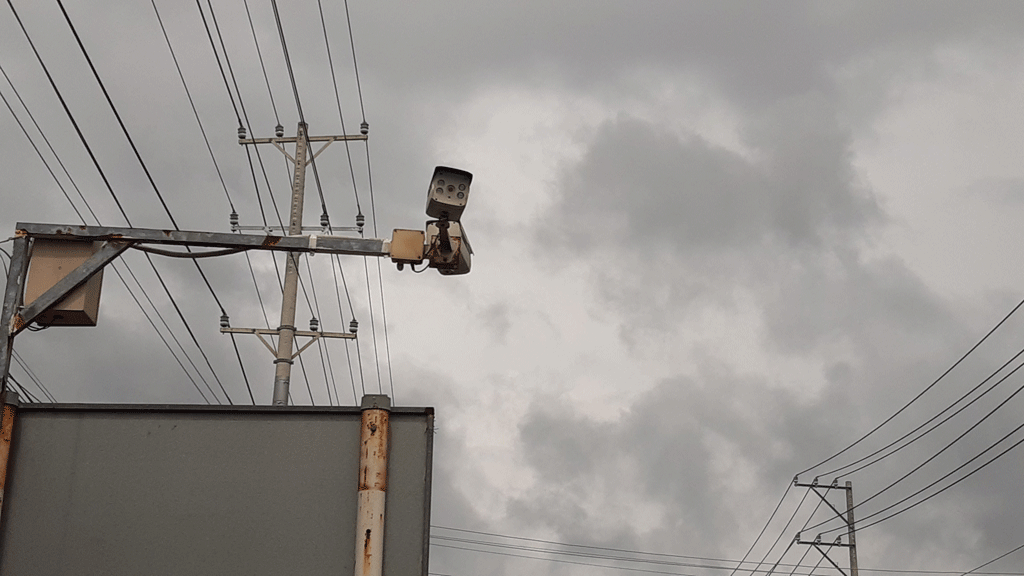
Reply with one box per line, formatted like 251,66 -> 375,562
16,223 -> 388,257
23,240 -> 106,325
355,395 -> 390,576
0,392 -> 19,526
0,402 -> 433,576
1,237 -> 30,392
16,240 -> 129,333
239,133 -> 368,145
845,481 -> 859,576
390,229 -> 425,264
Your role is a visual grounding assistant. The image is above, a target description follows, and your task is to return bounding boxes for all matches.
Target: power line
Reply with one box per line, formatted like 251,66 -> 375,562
834,420 -> 1024,535
10,350 -> 55,402
242,0 -> 281,127
56,0 -> 237,404
6,374 -> 41,403
338,0 -> 396,399
728,483 -> 792,576
960,543 -> 1024,576
806,353 -> 1024,533
431,526 -> 1024,575
754,487 -> 812,576
270,0 -> 331,223
798,297 -> 1024,477
0,54 -> 212,404
11,0 -> 230,404
820,344 -> 1024,479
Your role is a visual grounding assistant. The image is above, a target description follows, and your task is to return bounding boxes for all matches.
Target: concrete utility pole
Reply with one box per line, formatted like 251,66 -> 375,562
272,121 -> 309,406
794,478 -> 860,576
845,481 -> 859,576
235,122 -> 368,405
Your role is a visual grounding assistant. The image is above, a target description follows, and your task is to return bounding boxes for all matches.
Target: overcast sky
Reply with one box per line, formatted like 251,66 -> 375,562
3,1 -> 1024,575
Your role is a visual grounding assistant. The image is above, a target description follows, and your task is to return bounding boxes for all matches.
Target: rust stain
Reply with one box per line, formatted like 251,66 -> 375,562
358,409 -> 390,490
261,236 -> 282,247
362,528 -> 373,574
0,404 -> 17,498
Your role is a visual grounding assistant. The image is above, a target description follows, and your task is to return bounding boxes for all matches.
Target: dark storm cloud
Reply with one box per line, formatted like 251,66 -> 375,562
542,107 -> 880,256
4,1 -> 1024,574
510,312 -> 1024,569
502,4 -> 1024,570
509,368 -> 844,559
352,1 -> 1024,109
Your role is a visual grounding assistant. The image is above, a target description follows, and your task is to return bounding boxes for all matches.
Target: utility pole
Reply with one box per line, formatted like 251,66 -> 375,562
845,481 -> 859,576
794,478 -> 860,576
230,122 -> 367,405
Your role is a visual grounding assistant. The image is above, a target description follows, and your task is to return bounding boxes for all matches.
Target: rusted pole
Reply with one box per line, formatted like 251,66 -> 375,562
0,390 -> 20,525
354,395 -> 390,576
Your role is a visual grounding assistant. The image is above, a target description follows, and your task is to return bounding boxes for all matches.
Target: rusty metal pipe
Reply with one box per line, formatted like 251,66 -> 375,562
0,391 -> 20,525
354,395 -> 390,576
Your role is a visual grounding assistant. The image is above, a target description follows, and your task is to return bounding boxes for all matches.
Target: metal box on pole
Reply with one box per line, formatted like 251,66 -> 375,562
23,240 -> 104,326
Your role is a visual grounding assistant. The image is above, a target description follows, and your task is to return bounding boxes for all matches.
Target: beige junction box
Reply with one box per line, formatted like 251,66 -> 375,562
23,239 -> 104,326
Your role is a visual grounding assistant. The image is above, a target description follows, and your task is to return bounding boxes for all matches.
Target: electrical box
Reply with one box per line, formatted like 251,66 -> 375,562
390,229 -> 425,264
23,239 -> 104,326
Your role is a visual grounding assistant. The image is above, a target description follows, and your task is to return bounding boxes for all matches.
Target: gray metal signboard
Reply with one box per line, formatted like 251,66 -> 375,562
0,402 -> 433,575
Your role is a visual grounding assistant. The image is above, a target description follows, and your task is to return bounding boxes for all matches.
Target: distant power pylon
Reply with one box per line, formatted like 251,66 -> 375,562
794,479 -> 859,576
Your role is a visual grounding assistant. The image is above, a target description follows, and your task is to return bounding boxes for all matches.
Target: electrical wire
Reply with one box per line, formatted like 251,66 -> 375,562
208,0 -> 340,404
151,0 -> 234,214
806,353 -> 1024,532
304,254 -> 338,405
10,350 -> 55,402
798,297 -> 1024,477
432,536 -> 985,576
784,536 -> 813,576
960,543 -> 1024,576
339,0 -> 395,393
821,419 -> 1024,535
436,523 -> 978,575
47,0 -> 235,404
270,0 -> 331,222
342,0 -> 367,122
728,483 -> 792,576
819,344 -> 1024,479
753,487 -> 811,576
330,254 -> 362,401
316,0 -> 373,399
317,0 -> 362,213
242,0 -> 280,127
6,375 -> 41,403
0,58 -> 212,404
0,82 -> 84,224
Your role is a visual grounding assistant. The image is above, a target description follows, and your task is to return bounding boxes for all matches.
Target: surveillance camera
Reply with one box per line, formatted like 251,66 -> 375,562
426,166 -> 472,221
426,220 -> 471,275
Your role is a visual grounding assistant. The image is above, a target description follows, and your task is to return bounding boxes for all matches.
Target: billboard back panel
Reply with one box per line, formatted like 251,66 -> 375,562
0,404 -> 433,576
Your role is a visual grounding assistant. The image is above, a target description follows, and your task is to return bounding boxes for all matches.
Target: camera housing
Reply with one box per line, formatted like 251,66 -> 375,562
425,220 -> 471,275
426,166 -> 472,221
